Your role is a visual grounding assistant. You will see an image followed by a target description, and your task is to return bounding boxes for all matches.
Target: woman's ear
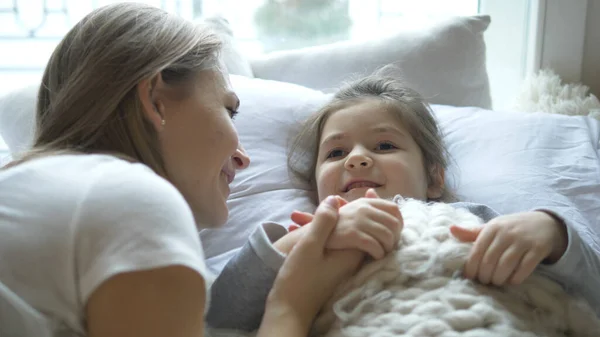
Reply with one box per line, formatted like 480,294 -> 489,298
137,73 -> 167,131
426,164 -> 445,200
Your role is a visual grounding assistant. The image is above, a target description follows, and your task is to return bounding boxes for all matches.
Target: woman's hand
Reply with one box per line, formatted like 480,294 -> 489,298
258,196 -> 363,337
291,189 -> 403,259
450,210 -> 568,286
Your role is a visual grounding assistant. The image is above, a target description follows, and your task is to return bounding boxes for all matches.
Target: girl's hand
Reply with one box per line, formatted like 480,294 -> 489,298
450,211 -> 568,286
260,196 -> 363,337
291,189 -> 403,260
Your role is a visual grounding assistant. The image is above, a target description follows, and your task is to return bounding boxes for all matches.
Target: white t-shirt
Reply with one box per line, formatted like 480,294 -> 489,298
0,154 -> 208,336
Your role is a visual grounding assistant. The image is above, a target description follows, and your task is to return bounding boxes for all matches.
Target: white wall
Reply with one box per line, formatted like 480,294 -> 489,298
583,0 -> 600,97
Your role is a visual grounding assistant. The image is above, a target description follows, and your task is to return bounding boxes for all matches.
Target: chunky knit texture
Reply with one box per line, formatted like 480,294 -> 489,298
312,197 -> 600,337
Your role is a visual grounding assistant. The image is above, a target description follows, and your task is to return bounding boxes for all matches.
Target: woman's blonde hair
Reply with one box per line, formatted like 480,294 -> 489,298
12,2 -> 222,176
288,70 -> 455,202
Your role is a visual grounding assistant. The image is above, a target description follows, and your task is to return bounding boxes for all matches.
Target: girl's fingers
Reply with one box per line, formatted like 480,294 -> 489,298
365,208 -> 402,252
463,226 -> 497,280
365,188 -> 380,198
509,250 -> 542,285
334,196 -> 349,207
290,210 -> 314,226
368,199 -> 403,222
477,236 -> 512,284
491,245 -> 526,286
354,231 -> 386,260
450,225 -> 481,243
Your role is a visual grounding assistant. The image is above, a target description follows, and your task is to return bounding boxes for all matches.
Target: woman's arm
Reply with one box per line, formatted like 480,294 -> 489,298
257,196 -> 362,337
75,161 -> 212,337
87,266 -> 206,337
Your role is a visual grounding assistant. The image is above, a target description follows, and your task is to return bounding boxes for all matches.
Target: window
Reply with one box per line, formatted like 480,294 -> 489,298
0,0 -> 196,95
0,0 -> 479,95
202,0 -> 479,56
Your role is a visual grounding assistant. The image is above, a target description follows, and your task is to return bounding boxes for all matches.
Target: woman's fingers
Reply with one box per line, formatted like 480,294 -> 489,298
266,196 -> 344,325
295,196 -> 340,251
326,250 -> 365,276
290,196 -> 348,227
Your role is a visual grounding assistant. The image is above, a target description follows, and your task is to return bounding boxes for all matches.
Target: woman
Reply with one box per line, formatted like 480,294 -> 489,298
0,3 -> 359,337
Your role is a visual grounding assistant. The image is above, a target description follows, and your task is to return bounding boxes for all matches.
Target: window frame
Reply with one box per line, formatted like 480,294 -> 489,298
480,0 -> 589,109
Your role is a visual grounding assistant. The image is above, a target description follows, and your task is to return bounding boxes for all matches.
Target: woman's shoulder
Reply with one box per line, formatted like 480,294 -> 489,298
2,153 -> 156,185
5,153 -> 178,200
57,154 -> 207,313
1,153 -> 194,230
60,154 -> 195,230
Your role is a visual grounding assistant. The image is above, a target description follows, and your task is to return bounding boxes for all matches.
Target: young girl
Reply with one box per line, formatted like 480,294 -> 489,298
206,72 -> 600,332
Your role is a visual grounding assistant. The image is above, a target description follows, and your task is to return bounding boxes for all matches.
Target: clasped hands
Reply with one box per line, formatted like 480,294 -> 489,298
280,189 -> 569,287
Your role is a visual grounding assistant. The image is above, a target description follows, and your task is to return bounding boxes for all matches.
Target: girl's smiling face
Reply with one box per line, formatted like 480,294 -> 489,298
315,99 -> 443,202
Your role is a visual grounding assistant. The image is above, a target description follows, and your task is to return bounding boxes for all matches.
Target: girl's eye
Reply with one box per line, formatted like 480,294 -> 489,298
376,142 -> 397,151
326,149 -> 346,159
227,108 -> 239,120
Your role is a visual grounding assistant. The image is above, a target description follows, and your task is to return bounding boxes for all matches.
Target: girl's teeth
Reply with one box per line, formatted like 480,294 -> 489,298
347,182 -> 379,191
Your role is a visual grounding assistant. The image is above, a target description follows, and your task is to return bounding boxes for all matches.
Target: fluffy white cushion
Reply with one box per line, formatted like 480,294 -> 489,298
202,75 -> 600,273
250,15 -> 492,109
314,198 -> 600,336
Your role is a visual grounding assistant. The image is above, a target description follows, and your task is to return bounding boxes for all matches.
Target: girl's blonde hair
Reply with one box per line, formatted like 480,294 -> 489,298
288,70 -> 455,202
10,2 -> 222,176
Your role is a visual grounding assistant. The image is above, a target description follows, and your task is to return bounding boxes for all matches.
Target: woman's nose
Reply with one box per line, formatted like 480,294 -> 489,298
344,150 -> 373,170
233,144 -> 250,170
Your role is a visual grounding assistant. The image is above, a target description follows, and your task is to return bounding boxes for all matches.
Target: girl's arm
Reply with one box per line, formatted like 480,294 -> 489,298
451,202 -> 600,315
536,211 -> 600,317
206,222 -> 288,331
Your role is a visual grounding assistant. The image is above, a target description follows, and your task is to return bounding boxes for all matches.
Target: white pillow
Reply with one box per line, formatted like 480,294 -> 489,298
250,15 -> 492,109
0,84 -> 37,154
202,75 -> 600,273
436,104 -> 600,252
2,75 -> 599,275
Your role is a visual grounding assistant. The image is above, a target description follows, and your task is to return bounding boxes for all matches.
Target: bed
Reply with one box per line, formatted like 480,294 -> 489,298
1,14 -> 600,337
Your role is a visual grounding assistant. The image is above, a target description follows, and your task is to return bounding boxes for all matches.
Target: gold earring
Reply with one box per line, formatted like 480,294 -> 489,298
161,119 -> 166,126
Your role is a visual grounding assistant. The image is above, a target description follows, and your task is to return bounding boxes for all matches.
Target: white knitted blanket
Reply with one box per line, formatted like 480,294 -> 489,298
311,197 -> 600,337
